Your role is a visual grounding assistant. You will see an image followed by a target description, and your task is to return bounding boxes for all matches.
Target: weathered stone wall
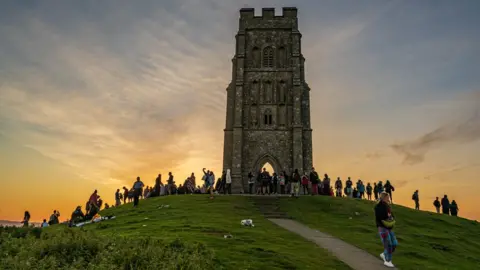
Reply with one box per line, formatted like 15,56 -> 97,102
223,7 -> 313,193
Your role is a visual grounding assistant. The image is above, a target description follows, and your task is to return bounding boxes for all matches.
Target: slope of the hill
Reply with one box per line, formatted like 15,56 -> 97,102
279,196 -> 480,270
85,196 -> 349,270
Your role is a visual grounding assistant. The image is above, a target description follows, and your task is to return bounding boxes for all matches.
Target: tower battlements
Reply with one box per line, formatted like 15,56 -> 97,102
239,7 -> 298,30
240,7 -> 297,19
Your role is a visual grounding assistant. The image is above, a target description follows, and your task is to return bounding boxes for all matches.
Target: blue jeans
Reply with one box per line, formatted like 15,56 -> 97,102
378,227 -> 398,262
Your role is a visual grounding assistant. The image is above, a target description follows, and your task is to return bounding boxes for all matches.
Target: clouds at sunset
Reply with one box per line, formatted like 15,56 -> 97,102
1,0 -> 479,221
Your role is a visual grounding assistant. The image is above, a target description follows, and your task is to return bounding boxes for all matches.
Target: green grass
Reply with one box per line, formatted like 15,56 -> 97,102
279,196 -> 480,270
77,195 -> 350,270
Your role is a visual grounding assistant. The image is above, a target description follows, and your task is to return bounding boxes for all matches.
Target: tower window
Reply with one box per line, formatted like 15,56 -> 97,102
264,109 -> 273,125
263,47 -> 274,68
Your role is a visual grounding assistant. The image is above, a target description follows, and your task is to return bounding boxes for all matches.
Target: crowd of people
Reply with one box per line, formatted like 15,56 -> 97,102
19,167 -> 461,228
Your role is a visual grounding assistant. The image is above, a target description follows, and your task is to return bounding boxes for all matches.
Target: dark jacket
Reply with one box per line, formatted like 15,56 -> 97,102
374,201 -> 393,228
310,171 -> 319,184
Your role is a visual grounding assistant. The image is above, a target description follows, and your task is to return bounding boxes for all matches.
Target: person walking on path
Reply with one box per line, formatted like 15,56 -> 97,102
450,200 -> 459,216
412,190 -> 420,210
225,169 -> 232,195
433,197 -> 441,213
441,195 -> 450,215
291,169 -> 301,198
375,192 -> 398,268
132,177 -> 144,207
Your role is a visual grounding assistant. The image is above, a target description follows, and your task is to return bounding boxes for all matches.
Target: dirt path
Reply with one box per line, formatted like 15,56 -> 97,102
269,218 -> 398,270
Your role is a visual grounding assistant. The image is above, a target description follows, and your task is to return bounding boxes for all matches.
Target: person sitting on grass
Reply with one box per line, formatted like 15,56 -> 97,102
375,192 -> 398,268
69,206 -> 86,226
41,219 -> 49,228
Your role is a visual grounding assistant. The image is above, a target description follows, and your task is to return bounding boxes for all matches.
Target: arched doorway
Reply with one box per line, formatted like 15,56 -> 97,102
252,154 -> 281,176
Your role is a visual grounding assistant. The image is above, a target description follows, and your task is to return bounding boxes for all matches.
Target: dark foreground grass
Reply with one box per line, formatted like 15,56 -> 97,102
76,195 -> 350,270
279,196 -> 480,270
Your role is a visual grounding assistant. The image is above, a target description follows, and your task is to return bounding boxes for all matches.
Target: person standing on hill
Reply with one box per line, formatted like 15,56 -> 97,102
291,169 -> 301,198
22,211 -> 31,227
433,197 -> 441,213
441,195 -> 450,215
272,172 -> 279,194
225,169 -> 232,195
248,172 -> 255,194
279,172 -> 286,194
115,189 -> 121,206
132,177 -> 144,207
450,200 -> 459,216
384,180 -> 395,202
366,183 -> 373,200
122,186 -> 129,204
358,180 -> 365,199
373,182 -> 379,200
309,168 -> 320,195
412,190 -> 420,210
375,192 -> 398,268
323,174 -> 331,195
301,173 -> 309,195
167,172 -> 174,195
335,177 -> 343,197
345,177 -> 353,198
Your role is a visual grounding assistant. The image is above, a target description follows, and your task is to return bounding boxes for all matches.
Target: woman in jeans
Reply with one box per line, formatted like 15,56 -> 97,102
375,192 -> 398,268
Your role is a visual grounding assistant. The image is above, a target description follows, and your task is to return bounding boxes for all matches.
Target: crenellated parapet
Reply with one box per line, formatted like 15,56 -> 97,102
239,7 -> 298,31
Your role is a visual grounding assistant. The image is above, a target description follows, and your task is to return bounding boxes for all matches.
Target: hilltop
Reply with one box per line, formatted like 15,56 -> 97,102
2,195 -> 479,269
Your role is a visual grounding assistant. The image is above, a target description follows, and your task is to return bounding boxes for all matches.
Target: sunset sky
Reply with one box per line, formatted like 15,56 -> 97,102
0,0 -> 479,222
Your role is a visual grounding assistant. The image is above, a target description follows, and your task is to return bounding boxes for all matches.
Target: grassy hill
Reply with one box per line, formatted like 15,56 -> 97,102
3,195 -> 479,269
279,196 -> 480,270
80,195 -> 349,269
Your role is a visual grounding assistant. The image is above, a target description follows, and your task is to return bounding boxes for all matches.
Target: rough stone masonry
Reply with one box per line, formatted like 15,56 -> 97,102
222,7 -> 313,193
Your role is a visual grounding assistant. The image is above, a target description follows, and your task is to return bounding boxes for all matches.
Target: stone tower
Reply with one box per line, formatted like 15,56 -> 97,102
222,7 -> 313,193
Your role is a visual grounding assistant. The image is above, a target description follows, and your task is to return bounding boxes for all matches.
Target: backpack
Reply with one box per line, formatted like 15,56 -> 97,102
412,193 -> 417,200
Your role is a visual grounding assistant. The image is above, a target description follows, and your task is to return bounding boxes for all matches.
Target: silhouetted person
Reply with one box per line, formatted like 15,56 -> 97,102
412,190 -> 420,210
122,186 -> 129,204
115,189 -> 121,206
450,200 -> 459,216
345,177 -> 353,198
373,182 -> 379,200
366,183 -> 373,200
167,172 -> 174,195
309,168 -> 320,195
335,177 -> 343,197
301,173 -> 309,195
384,180 -> 395,202
433,197 -> 441,213
248,172 -> 254,194
323,174 -> 331,195
272,172 -> 278,194
132,177 -> 144,207
441,195 -> 450,215
22,211 -> 31,227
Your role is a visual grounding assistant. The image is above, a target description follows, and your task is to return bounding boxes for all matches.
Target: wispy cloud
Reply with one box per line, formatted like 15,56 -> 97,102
391,91 -> 480,165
